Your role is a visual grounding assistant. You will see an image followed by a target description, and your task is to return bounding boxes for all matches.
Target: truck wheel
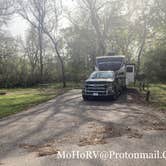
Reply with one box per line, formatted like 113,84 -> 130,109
82,95 -> 88,101
123,85 -> 127,91
112,93 -> 118,100
119,89 -> 122,95
112,88 -> 118,100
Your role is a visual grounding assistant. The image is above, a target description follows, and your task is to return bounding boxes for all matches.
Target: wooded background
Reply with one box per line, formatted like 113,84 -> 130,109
0,0 -> 166,88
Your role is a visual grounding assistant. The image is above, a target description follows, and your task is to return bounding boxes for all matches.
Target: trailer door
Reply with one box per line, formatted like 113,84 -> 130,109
126,64 -> 135,85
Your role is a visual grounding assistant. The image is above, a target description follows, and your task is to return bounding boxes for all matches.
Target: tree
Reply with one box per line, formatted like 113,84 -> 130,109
143,46 -> 166,82
63,26 -> 97,81
17,0 -> 45,82
135,0 -> 149,76
25,26 -> 39,84
17,0 -> 66,87
81,0 -> 106,55
0,33 -> 19,87
0,0 -> 15,26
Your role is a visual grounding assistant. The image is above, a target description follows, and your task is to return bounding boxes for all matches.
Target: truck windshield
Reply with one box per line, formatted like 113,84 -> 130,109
90,72 -> 114,79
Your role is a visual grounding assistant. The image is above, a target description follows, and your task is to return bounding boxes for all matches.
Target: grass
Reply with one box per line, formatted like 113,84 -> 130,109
0,82 -> 165,118
129,83 -> 166,111
149,84 -> 166,111
0,84 -> 73,118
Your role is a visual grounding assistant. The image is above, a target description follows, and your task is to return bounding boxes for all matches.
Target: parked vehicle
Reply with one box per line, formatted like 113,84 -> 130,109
82,71 -> 120,100
82,55 -> 135,100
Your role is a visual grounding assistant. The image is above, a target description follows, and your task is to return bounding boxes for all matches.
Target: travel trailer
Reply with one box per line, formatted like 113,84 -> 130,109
82,55 -> 135,100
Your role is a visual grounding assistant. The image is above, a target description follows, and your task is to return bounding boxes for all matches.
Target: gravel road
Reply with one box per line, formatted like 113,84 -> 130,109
0,89 -> 166,166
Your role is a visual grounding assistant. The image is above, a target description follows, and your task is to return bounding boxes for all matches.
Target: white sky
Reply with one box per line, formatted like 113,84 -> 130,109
4,0 -> 76,39
6,14 -> 28,39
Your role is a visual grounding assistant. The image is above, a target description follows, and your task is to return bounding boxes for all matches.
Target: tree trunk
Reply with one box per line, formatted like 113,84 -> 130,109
55,46 -> 66,88
137,39 -> 145,75
38,6 -> 44,83
38,27 -> 43,83
91,52 -> 96,71
43,30 -> 66,88
137,16 -> 147,76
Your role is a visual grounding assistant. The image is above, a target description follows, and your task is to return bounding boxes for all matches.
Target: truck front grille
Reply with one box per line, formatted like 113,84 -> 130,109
85,82 -> 107,96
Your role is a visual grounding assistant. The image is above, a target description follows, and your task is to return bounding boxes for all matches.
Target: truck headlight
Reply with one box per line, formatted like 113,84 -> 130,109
106,83 -> 113,91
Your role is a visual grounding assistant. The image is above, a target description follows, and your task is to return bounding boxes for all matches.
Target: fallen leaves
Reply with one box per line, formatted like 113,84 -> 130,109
127,129 -> 143,139
19,143 -> 59,157
78,122 -> 124,146
139,115 -> 166,131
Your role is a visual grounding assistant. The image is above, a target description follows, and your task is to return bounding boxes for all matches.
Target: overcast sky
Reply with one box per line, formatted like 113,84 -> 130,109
5,0 -> 76,39
6,15 -> 28,39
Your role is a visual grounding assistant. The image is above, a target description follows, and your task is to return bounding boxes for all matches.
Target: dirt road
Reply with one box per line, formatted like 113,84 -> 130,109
0,89 -> 166,166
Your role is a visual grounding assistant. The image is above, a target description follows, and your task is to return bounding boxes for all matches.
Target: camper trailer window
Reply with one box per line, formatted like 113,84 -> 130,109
127,67 -> 133,72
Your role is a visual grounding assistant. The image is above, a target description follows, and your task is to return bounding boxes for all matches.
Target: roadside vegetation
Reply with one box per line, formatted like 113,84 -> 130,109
0,82 -> 82,118
149,84 -> 166,111
0,87 -> 61,118
131,83 -> 166,111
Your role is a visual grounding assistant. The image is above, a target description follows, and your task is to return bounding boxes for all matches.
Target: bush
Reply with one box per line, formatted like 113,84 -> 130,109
143,47 -> 166,83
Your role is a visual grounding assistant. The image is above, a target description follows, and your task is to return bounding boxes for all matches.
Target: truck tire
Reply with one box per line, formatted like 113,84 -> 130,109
82,95 -> 88,101
123,85 -> 127,91
112,88 -> 118,100
112,93 -> 118,100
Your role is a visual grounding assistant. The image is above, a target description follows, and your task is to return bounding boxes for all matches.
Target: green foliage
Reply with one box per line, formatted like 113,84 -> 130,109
143,47 -> 166,82
0,86 -> 69,118
149,84 -> 166,110
64,27 -> 96,82
129,83 -> 166,110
